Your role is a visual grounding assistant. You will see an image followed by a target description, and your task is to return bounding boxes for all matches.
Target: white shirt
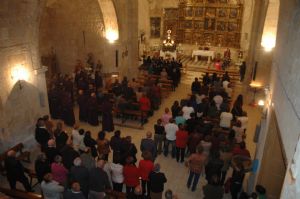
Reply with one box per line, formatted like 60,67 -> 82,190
72,129 -> 86,151
109,163 -> 124,183
222,80 -> 230,88
41,180 -> 64,199
213,95 -> 223,110
237,116 -> 248,130
165,123 -> 178,141
182,106 -> 194,120
220,112 -> 233,128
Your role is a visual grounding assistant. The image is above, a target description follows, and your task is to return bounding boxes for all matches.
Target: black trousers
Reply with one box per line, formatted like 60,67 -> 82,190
141,180 -> 150,196
176,147 -> 185,162
126,186 -> 135,198
8,175 -> 32,192
113,182 -> 123,192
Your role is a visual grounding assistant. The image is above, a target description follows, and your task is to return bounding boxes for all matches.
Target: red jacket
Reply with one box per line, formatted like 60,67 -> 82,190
176,130 -> 189,148
232,147 -> 251,158
139,97 -> 151,111
138,160 -> 154,181
123,164 -> 140,187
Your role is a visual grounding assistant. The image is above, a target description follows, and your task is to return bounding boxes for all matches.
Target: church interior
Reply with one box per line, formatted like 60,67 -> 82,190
0,0 -> 299,198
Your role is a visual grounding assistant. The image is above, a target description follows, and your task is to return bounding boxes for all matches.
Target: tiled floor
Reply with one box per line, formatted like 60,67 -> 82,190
0,70 -> 262,198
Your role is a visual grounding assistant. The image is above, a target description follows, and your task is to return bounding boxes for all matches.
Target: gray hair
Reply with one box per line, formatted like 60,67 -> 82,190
73,157 -> 82,166
154,163 -> 160,172
165,189 -> 173,199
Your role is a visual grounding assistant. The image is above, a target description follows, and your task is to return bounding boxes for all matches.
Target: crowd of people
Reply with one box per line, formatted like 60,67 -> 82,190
1,54 -> 267,199
47,55 -> 183,130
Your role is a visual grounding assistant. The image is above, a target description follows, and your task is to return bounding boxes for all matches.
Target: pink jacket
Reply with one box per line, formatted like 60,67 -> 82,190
51,163 -> 68,184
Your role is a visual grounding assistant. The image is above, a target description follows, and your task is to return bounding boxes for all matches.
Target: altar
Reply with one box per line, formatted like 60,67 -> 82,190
160,50 -> 177,60
192,50 -> 215,63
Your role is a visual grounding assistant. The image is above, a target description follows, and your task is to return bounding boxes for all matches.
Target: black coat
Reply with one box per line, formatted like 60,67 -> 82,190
4,156 -> 28,180
60,145 -> 80,170
69,166 -> 89,196
35,127 -> 50,147
45,147 -> 60,163
35,160 -> 51,183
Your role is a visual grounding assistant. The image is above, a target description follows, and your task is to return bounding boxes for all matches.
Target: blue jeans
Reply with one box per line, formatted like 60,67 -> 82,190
187,171 -> 200,191
164,139 -> 176,158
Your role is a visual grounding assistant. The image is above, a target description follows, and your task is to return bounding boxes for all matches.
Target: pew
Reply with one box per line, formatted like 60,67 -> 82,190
0,187 -> 42,199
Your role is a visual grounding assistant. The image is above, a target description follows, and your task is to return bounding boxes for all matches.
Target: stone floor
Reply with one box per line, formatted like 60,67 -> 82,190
0,70 -> 263,198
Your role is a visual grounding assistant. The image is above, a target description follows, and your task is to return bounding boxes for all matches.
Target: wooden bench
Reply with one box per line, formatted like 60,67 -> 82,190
114,108 -> 148,126
0,187 -> 42,199
105,190 -> 127,199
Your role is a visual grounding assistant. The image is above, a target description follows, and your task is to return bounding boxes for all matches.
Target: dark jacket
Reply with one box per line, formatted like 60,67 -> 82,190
35,127 -> 50,147
45,146 -> 60,163
35,159 -> 51,183
5,156 -> 28,180
60,145 -> 80,170
149,171 -> 167,193
140,138 -> 157,158
89,168 -> 111,192
69,166 -> 89,196
63,190 -> 86,199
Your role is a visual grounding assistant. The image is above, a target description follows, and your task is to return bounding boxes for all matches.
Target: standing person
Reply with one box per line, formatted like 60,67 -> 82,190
123,157 -> 140,198
63,181 -> 86,199
77,90 -> 88,122
97,131 -> 110,161
35,153 -> 51,184
230,162 -> 246,199
109,155 -> 124,192
182,102 -> 194,120
149,164 -> 167,199
140,131 -> 157,160
175,124 -> 189,163
87,93 -> 99,126
186,146 -> 208,192
191,78 -> 201,94
83,131 -> 98,158
41,173 -> 64,199
171,101 -> 181,118
120,136 -> 138,165
44,139 -> 59,163
72,126 -> 86,152
110,130 -> 122,163
89,159 -> 112,198
51,155 -> 68,185
69,157 -> 89,198
154,119 -> 165,155
101,96 -> 114,132
203,175 -> 224,199
4,150 -> 32,192
53,122 -> 68,151
220,107 -> 233,129
161,108 -> 172,126
239,61 -> 246,82
164,119 -> 178,158
139,93 -> 151,124
61,91 -> 75,127
138,151 -> 154,197
35,118 -> 51,151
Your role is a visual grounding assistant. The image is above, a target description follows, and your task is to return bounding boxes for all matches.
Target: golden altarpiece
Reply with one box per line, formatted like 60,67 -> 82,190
163,0 -> 243,48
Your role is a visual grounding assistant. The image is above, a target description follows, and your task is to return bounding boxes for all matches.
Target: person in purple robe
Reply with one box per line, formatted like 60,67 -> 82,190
101,96 -> 114,132
87,92 -> 99,126
77,90 -> 88,122
61,91 -> 75,127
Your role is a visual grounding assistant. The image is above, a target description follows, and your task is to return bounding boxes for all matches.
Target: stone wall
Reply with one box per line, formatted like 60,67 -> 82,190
270,0 -> 300,198
39,0 -> 106,74
0,0 -> 49,151
39,0 -> 139,78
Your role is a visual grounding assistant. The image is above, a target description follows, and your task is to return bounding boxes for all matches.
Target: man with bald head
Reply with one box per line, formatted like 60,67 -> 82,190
89,159 -> 111,199
140,131 -> 157,160
4,150 -> 32,192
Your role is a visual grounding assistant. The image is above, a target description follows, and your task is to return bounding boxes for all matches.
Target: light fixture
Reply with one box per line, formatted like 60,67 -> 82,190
261,33 -> 276,52
11,64 -> 29,89
106,29 -> 119,43
258,100 -> 265,106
